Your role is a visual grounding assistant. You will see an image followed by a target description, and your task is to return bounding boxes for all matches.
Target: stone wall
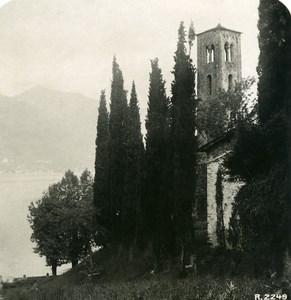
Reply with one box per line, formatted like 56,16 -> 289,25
197,24 -> 242,102
198,135 -> 243,247
196,24 -> 243,247
206,152 -> 243,246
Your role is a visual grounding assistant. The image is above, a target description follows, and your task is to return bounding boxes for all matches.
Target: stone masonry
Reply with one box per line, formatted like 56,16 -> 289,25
196,24 -> 243,246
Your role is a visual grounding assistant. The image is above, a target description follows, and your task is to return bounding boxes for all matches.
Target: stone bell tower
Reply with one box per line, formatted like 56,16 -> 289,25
196,24 -> 243,247
197,23 -> 242,101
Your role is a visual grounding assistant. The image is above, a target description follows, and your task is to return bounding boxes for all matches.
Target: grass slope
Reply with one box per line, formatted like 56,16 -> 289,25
3,247 -> 289,300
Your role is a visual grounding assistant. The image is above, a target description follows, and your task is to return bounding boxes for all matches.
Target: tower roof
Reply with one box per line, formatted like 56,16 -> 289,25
197,23 -> 242,36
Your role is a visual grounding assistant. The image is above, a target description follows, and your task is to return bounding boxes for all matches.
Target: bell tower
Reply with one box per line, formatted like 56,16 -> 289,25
197,24 -> 242,100
196,24 -> 243,247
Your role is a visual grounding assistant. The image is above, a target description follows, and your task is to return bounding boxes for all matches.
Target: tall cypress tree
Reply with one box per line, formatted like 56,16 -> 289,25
108,56 -> 128,245
257,0 -> 290,124
144,58 -> 173,270
171,22 -> 196,273
226,0 -> 290,274
93,90 -> 110,245
122,81 -> 144,249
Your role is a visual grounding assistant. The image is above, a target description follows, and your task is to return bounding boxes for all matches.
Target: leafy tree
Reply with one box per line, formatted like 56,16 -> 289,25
226,0 -> 290,274
170,22 -> 196,273
257,0 -> 290,124
122,81 -> 144,249
79,170 -> 100,253
226,1 -> 290,181
94,90 -> 110,245
58,170 -> 96,267
57,171 -> 81,267
196,77 -> 256,142
144,58 -> 173,270
28,183 -> 67,276
108,56 -> 129,245
228,166 -> 288,274
28,170 -> 97,275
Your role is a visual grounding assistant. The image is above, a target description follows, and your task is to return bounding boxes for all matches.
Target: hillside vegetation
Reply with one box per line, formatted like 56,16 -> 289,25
3,247 -> 278,300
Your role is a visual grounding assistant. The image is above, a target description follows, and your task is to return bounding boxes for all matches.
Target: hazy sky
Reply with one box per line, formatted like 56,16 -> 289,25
0,0 -> 290,112
0,0 -> 264,121
0,0 -> 289,280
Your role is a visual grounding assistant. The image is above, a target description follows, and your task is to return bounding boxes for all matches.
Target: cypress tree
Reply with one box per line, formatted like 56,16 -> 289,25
171,22 -> 196,273
93,90 -> 110,245
108,56 -> 128,245
225,0 -> 290,274
257,0 -> 290,124
144,58 -> 173,270
122,81 -> 144,249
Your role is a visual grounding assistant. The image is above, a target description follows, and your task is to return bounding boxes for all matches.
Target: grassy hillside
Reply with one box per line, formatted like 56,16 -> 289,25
3,246 -> 287,300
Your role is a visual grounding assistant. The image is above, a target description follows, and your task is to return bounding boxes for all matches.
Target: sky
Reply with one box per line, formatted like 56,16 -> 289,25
0,0 -> 289,114
0,0 -> 265,122
0,0 -> 289,280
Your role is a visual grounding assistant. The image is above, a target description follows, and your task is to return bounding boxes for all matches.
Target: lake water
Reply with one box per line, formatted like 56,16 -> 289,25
0,173 -> 71,281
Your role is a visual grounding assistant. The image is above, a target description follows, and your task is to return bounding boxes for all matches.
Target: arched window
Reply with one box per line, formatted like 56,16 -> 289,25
207,75 -> 212,95
224,42 -> 230,62
228,74 -> 233,90
230,44 -> 234,62
206,46 -> 209,63
210,44 -> 215,62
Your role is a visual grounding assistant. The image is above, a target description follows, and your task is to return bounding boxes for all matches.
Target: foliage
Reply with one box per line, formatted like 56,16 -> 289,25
144,58 -> 173,268
257,0 -> 290,124
228,165 -> 288,274
196,77 -> 256,142
94,90 -> 110,245
188,21 -> 195,57
28,182 -> 68,275
170,21 -> 197,272
3,273 -> 269,300
122,81 -> 144,248
28,170 -> 97,275
108,56 -> 129,245
4,244 -> 289,300
225,0 -> 290,274
95,59 -> 144,252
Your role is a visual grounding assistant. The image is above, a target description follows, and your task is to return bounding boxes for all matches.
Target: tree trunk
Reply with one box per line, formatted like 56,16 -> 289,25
52,261 -> 57,276
72,259 -> 78,268
180,243 -> 186,275
190,253 -> 197,273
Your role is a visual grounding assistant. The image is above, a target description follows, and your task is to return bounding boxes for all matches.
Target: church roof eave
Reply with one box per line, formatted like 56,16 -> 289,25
196,23 -> 242,36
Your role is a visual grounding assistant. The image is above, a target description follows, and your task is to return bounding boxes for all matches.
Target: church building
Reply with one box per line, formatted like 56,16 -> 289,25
195,24 -> 243,246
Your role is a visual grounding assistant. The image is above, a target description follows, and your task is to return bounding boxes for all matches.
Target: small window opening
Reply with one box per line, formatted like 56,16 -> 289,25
207,75 -> 212,95
230,44 -> 234,62
210,44 -> 215,62
228,74 -> 233,90
206,46 -> 210,63
224,42 -> 231,62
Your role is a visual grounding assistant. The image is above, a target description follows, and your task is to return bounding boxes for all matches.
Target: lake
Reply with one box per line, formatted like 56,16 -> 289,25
0,173 -> 71,281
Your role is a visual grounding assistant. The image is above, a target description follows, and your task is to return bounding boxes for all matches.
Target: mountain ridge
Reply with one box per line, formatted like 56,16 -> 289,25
0,86 -> 98,172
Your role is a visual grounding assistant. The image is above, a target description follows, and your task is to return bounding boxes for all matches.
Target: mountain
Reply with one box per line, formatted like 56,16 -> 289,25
0,87 -> 97,172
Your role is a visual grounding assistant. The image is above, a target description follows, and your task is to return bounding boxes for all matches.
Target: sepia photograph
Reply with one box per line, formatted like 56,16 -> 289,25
0,0 -> 290,299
